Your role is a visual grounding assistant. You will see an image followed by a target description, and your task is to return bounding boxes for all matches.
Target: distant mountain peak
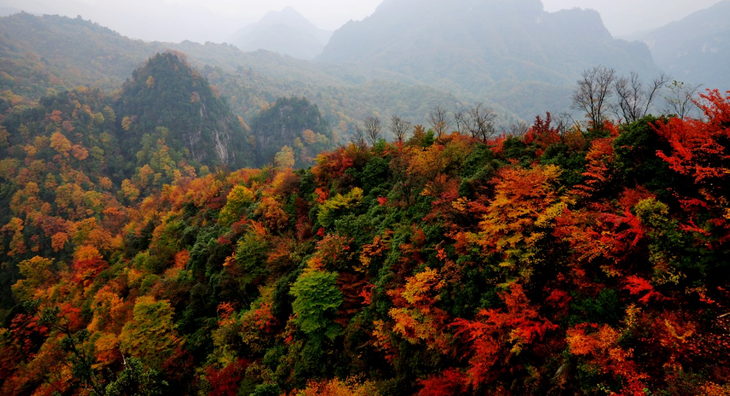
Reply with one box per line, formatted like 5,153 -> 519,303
259,6 -> 312,27
635,0 -> 730,91
116,52 -> 252,168
229,7 -> 333,60
317,0 -> 657,119
280,6 -> 302,16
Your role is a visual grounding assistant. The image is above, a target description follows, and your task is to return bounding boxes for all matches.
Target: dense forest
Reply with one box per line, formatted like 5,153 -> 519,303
1,3 -> 730,396
1,46 -> 730,393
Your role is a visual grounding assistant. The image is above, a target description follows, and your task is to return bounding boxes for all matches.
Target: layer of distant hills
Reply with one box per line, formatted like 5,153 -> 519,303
229,7 -> 333,61
630,0 -> 730,92
1,0 -> 728,135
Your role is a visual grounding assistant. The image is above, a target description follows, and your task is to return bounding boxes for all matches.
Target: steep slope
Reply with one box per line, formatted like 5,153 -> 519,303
3,96 -> 730,394
115,52 -> 253,169
0,53 -> 254,310
0,12 -> 158,99
230,7 -> 333,60
248,96 -> 332,167
319,0 -> 659,96
637,0 -> 730,91
0,13 -> 471,137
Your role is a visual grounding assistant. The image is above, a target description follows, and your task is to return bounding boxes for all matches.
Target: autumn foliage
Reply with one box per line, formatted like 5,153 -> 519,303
1,83 -> 730,396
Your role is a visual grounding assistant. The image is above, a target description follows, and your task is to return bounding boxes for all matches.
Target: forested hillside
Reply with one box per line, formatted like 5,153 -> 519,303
0,6 -> 671,130
0,12 -> 473,139
2,81 -> 729,394
229,7 -> 333,60
1,3 -> 729,395
634,0 -> 730,92
0,51 -> 255,313
248,97 -> 332,168
115,52 -> 252,169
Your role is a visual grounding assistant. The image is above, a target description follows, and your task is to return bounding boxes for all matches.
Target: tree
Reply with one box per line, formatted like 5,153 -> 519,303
501,121 -> 529,136
105,358 -> 169,396
654,89 -> 730,194
388,267 -> 451,353
12,256 -> 57,301
614,72 -> 669,123
453,110 -> 467,133
350,126 -> 367,149
219,185 -> 255,226
453,284 -> 557,389
389,115 -> 411,143
119,297 -> 180,368
50,131 -> 72,157
662,80 -> 702,119
428,106 -> 449,138
364,116 -> 382,146
274,146 -> 295,169
572,66 -> 617,128
467,104 -> 496,142
476,164 -> 567,281
290,268 -> 343,341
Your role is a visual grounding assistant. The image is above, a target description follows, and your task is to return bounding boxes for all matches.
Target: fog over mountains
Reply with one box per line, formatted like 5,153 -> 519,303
633,0 -> 730,92
229,7 -> 333,60
0,0 -> 727,122
2,1 -> 730,395
319,0 -> 658,94
0,0 -> 247,43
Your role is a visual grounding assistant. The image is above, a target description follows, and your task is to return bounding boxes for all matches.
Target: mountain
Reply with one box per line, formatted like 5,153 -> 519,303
2,3 -> 730,395
0,12 -> 157,99
248,96 -> 332,167
115,52 -> 253,169
230,7 -> 333,60
0,0 -> 244,43
0,13 -> 472,146
319,0 -> 659,102
636,0 -> 730,91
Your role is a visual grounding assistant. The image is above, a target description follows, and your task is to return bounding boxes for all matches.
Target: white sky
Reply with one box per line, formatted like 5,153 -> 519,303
165,0 -> 383,31
162,0 -> 724,36
1,0 -> 724,41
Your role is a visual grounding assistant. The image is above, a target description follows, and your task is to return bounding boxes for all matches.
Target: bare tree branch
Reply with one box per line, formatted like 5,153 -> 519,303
364,116 -> 382,146
453,110 -> 467,133
501,121 -> 529,136
615,72 -> 670,123
389,115 -> 411,143
467,103 -> 496,142
663,80 -> 702,119
428,106 -> 449,138
572,66 -> 617,129
350,125 -> 367,148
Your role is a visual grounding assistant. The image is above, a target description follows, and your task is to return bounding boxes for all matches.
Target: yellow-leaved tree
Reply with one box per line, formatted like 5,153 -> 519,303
119,296 -> 181,368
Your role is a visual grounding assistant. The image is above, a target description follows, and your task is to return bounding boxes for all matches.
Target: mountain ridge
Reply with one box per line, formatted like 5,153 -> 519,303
229,7 -> 333,60
634,0 -> 730,91
319,0 -> 658,90
317,0 -> 660,119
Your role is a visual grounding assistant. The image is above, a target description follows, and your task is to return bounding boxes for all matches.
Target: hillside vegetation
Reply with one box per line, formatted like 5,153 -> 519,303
0,12 -> 473,139
1,82 -> 729,394
1,3 -> 729,396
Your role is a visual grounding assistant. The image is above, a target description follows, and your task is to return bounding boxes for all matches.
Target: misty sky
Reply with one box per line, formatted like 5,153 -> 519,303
164,0 -> 723,35
0,0 -> 723,41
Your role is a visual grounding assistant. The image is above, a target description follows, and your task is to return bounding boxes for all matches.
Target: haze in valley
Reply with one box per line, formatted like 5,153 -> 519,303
0,0 -> 722,43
